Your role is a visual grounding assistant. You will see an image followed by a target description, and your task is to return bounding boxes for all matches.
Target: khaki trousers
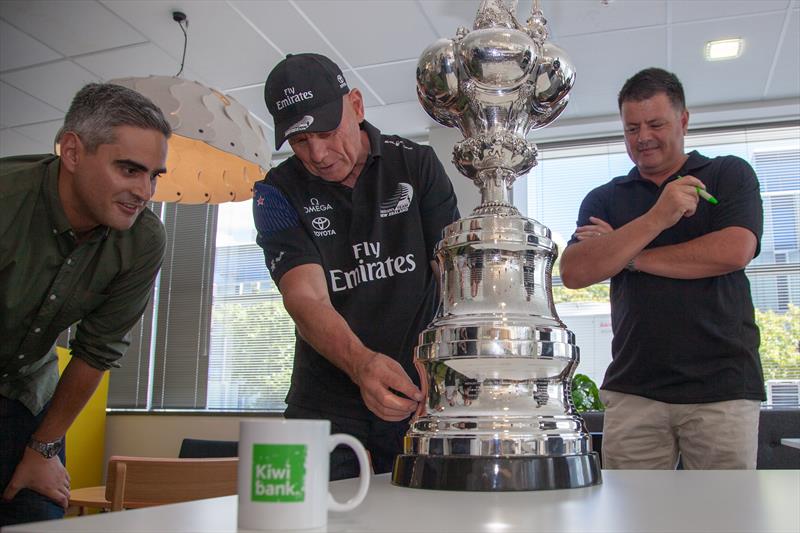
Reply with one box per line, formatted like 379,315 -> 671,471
599,390 -> 761,470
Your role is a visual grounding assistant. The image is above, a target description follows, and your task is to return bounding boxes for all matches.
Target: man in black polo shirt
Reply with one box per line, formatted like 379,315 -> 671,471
560,68 -> 764,469
1,83 -> 169,525
254,53 -> 459,479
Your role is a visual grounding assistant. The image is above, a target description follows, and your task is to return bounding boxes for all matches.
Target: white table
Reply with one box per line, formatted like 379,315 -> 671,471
781,438 -> 800,450
4,470 -> 798,533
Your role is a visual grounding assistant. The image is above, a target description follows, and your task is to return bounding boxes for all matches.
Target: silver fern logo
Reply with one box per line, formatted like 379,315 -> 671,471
380,183 -> 413,218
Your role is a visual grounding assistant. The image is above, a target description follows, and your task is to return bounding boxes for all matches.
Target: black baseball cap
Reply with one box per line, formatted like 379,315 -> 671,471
265,53 -> 350,148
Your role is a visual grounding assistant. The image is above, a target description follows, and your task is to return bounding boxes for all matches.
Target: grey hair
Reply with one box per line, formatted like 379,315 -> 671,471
57,83 -> 172,152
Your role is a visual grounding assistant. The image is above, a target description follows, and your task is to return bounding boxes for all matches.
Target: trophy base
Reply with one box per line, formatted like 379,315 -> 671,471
392,453 -> 602,491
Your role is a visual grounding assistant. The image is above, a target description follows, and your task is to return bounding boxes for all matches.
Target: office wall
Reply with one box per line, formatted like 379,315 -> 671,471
104,413 -> 277,467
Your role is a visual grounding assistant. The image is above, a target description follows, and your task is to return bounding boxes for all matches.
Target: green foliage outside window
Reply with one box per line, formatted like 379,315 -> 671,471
757,305 -> 800,381
211,298 -> 294,408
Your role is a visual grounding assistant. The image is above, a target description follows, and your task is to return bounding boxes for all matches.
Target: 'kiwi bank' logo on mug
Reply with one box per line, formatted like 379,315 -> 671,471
251,444 -> 306,502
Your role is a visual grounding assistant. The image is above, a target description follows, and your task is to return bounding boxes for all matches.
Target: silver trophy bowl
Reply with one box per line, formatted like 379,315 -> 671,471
393,0 -> 601,491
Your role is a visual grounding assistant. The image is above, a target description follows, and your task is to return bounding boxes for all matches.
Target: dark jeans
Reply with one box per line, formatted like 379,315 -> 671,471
284,404 -> 408,481
0,396 -> 66,527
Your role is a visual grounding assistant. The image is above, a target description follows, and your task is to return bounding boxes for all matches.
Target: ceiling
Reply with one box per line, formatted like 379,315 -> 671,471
1,0 -> 799,159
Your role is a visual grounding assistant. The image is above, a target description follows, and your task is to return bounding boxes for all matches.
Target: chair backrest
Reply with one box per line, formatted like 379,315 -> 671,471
178,438 -> 238,458
104,456 -> 238,511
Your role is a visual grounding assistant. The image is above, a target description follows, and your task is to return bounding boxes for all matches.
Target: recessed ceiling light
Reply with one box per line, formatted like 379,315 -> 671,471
704,38 -> 743,61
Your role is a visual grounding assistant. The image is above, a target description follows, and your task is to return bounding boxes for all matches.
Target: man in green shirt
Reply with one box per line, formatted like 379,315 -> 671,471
0,83 -> 170,526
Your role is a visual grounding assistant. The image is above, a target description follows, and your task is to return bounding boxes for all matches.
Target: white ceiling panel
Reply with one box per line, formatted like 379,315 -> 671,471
543,0 -> 667,38
1,61 -> 99,112
766,8 -> 800,99
0,0 -> 146,57
228,0 -> 336,59
670,0 -> 791,23
340,69 -> 382,108
356,60 -> 418,106
296,0 -> 437,67
13,119 -> 61,149
0,81 -> 63,127
417,0 -> 478,38
364,101 -> 437,141
671,12 -> 785,107
559,27 -> 668,118
102,0 -> 282,90
0,19 -> 60,72
0,127 -> 50,157
74,43 -> 200,82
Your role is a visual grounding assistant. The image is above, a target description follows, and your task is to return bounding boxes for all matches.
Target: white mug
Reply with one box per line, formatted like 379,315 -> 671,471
238,419 -> 370,531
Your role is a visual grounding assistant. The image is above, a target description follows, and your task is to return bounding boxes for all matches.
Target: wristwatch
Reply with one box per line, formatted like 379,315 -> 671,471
27,436 -> 64,459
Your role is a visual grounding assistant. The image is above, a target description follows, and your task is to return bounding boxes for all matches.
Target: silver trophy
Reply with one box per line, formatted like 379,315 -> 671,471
392,0 -> 602,491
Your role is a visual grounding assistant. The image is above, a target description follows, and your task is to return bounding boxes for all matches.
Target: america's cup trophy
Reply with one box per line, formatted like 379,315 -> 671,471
392,0 -> 602,491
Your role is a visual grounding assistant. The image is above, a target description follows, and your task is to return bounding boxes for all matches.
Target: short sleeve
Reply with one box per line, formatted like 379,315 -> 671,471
417,146 -> 460,261
567,184 -> 612,247
253,180 -> 320,285
709,157 -> 763,257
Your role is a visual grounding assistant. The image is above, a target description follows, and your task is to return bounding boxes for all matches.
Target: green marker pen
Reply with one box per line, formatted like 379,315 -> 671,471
677,175 -> 719,205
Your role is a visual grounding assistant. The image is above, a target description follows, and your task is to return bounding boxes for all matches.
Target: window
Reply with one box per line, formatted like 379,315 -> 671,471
206,201 -> 295,411
107,124 -> 799,411
521,124 -> 800,403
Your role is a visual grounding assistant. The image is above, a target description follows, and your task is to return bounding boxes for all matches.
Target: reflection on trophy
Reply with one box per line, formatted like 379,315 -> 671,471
392,0 -> 602,491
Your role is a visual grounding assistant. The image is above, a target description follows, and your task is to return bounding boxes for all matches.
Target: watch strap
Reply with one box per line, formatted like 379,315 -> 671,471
27,436 -> 64,459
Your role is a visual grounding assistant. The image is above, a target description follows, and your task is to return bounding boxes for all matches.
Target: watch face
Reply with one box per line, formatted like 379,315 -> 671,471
30,438 -> 63,459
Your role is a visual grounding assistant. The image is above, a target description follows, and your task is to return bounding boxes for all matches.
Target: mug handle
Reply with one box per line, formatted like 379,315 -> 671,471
327,433 -> 370,512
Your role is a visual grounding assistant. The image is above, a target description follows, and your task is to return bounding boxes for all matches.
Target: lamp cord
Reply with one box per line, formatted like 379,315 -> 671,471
174,15 -> 188,77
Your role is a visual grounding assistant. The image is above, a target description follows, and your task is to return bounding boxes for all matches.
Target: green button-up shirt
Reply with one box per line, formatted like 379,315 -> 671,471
0,154 -> 166,415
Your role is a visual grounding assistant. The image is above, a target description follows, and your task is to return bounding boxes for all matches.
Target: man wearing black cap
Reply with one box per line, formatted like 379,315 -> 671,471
253,53 -> 459,479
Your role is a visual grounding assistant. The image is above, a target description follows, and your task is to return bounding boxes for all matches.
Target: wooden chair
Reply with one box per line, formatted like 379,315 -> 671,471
69,455 -> 238,513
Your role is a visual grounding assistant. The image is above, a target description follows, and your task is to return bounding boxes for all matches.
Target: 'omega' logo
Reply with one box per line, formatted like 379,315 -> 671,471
312,217 -> 330,231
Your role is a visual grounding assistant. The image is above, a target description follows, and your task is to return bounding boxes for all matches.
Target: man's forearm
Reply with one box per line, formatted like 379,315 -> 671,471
561,212 -> 664,288
634,226 -> 756,279
32,357 -> 105,442
284,295 -> 374,383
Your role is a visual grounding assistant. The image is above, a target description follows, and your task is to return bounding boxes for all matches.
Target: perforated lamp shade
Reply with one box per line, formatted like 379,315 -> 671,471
110,76 -> 271,204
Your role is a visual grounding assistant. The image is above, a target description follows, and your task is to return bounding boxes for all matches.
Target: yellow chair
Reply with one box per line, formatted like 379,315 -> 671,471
56,347 -> 109,492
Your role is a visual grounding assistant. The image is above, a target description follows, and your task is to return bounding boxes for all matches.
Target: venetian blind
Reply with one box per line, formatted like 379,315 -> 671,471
107,202 -> 216,409
205,200 -> 296,411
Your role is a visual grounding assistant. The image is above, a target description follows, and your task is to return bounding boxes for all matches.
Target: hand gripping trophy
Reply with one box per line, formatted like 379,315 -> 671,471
392,0 -> 602,491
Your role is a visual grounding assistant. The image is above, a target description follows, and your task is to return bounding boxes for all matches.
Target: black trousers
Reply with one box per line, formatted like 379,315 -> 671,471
0,397 -> 66,527
283,404 -> 409,480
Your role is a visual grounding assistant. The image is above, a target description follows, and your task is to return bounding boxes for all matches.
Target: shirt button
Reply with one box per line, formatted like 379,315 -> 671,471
52,228 -> 58,234
18,354 -> 25,359
34,327 -> 41,333
50,294 -> 57,300
66,259 -> 73,265
2,373 -> 8,378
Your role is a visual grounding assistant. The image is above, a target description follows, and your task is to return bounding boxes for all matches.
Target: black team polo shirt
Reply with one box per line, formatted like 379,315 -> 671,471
568,151 -> 765,404
254,121 -> 459,419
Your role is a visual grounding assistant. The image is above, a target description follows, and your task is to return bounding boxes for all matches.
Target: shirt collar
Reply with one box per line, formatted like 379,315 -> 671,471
43,157 -> 109,242
361,120 -> 382,160
616,150 -> 712,185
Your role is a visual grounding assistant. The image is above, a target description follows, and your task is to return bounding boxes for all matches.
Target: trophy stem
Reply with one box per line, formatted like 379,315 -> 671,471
475,168 -> 519,216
